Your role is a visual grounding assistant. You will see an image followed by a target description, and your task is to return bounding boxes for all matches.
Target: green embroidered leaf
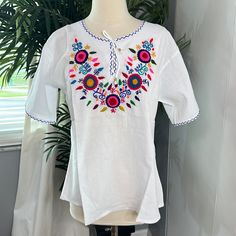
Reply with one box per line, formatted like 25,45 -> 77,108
87,100 -> 92,106
118,79 -> 122,86
129,48 -> 136,53
151,59 -> 157,65
104,82 -> 109,87
89,51 -> 97,54
130,100 -> 136,106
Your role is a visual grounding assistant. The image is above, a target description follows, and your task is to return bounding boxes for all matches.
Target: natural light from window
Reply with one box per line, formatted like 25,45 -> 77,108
0,70 -> 28,146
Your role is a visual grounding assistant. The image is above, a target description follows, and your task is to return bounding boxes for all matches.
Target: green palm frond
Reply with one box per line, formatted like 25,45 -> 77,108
176,33 -> 191,51
42,102 -> 71,170
128,0 -> 168,24
0,0 -> 92,88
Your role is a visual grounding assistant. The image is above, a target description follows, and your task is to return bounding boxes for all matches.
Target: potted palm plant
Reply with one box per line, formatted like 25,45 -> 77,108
0,0 -> 190,190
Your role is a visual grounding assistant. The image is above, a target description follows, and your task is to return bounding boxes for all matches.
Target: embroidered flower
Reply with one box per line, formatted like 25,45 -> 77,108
75,50 -> 89,64
73,64 -> 78,70
68,37 -> 158,114
134,63 -> 148,75
79,62 -> 92,74
84,44 -> 90,50
72,42 -> 83,51
106,94 -> 121,108
151,51 -> 156,57
83,74 -> 99,90
127,74 -> 143,90
118,37 -> 158,110
137,49 -> 151,63
142,40 -> 153,51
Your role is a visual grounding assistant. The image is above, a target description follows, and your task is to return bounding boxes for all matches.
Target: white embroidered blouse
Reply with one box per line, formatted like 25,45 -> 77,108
25,19 -> 200,226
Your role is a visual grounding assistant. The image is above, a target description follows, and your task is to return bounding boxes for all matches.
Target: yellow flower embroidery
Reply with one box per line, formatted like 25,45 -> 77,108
84,44 -> 90,50
73,64 -> 78,70
70,53 -> 75,58
88,56 -> 92,61
151,52 -> 156,57
136,44 -> 141,50
133,55 -> 137,60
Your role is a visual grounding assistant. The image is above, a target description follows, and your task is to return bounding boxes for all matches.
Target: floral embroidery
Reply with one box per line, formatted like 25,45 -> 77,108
137,49 -> 151,63
74,50 -> 89,64
142,40 -> 153,51
68,37 -> 157,113
83,74 -> 99,90
118,37 -> 157,110
72,41 -> 82,51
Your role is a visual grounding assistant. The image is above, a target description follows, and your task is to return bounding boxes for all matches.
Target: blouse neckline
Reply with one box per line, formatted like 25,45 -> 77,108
80,19 -> 146,42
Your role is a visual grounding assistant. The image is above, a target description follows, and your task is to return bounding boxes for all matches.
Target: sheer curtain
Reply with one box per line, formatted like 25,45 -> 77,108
11,80 -> 92,236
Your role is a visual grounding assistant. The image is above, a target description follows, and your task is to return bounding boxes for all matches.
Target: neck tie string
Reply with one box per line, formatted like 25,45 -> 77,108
102,30 -> 120,80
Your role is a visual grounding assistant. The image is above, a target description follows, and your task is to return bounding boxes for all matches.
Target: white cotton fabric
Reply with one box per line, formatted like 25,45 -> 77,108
25,20 -> 200,226
12,84 -> 91,236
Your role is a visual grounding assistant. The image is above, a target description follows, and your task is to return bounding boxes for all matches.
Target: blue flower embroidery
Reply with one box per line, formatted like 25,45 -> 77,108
72,42 -> 83,51
79,62 -> 92,74
135,63 -> 148,75
142,40 -> 153,51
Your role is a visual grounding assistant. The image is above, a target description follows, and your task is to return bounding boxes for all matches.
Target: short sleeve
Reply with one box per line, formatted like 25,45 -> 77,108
25,26 -> 67,124
157,28 -> 200,126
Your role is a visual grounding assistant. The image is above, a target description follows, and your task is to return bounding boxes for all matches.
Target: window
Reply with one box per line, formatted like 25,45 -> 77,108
0,70 -> 28,146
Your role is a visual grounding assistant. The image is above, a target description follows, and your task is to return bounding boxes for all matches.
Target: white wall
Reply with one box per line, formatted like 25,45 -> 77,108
167,1 -> 236,236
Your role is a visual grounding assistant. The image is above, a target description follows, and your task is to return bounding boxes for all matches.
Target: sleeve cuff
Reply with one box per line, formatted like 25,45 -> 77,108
25,108 -> 57,124
172,110 -> 200,127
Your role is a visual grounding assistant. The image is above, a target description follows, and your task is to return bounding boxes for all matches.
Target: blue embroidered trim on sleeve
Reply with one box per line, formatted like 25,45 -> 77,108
173,110 -> 200,127
25,109 -> 56,124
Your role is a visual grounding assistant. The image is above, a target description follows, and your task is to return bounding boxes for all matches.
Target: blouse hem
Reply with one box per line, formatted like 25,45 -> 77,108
60,194 -> 163,226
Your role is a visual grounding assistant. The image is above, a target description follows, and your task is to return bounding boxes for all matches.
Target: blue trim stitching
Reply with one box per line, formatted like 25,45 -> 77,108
109,42 -> 119,76
80,19 -> 146,42
80,19 -> 146,77
81,20 -> 109,42
173,111 -> 200,127
25,108 -> 56,124
116,20 -> 146,41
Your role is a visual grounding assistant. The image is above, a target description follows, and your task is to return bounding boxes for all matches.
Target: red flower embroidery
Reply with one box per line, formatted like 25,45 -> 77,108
68,37 -> 158,113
